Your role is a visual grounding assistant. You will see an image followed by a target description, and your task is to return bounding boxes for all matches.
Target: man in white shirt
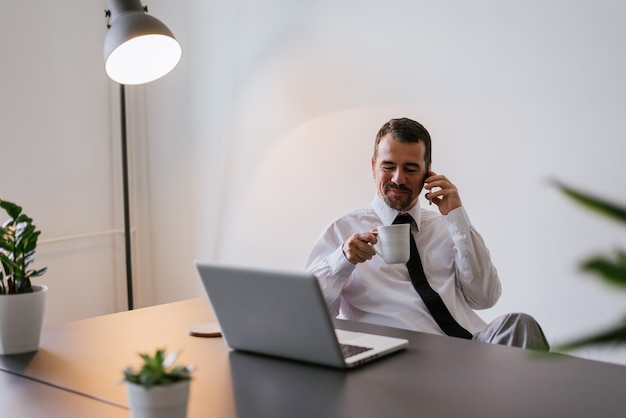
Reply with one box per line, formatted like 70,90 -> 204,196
306,117 -> 549,350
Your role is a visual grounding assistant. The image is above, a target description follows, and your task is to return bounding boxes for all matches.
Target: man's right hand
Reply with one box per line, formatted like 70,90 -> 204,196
342,230 -> 378,264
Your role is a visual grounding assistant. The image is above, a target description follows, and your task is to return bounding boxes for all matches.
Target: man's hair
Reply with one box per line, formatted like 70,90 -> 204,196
373,118 -> 432,170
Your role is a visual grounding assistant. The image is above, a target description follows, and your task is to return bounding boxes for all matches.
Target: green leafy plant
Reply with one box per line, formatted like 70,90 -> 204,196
554,181 -> 626,350
0,199 -> 47,295
123,349 -> 194,388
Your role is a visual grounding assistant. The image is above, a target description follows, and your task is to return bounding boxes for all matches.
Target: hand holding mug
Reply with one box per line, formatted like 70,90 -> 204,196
342,231 -> 378,264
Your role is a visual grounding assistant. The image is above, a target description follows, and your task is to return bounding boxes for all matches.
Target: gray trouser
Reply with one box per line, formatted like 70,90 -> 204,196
473,313 -> 550,351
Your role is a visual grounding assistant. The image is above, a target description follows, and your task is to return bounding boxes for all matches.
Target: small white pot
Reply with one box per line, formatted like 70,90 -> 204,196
0,284 -> 47,355
126,380 -> 190,418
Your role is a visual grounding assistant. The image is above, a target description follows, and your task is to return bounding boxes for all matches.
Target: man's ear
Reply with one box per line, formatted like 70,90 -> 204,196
371,157 -> 376,178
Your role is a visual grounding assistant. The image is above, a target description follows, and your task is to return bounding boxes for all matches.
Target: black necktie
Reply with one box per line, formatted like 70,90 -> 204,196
393,213 -> 472,339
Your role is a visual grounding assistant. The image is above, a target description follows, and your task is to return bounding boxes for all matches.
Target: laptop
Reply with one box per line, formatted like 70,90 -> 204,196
194,261 -> 408,368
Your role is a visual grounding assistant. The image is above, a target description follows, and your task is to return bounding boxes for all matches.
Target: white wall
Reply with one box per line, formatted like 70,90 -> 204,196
2,1 -> 626,364
0,2 -> 130,321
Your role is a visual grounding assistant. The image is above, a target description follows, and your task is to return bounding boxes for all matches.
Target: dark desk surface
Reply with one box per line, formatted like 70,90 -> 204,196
0,370 -> 128,417
2,297 -> 626,418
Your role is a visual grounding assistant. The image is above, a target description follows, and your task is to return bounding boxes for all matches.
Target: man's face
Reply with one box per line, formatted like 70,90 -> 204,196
371,134 -> 428,211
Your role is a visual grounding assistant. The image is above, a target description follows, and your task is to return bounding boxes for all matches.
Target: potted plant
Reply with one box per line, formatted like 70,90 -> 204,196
123,348 -> 194,418
0,199 -> 48,355
554,181 -> 626,350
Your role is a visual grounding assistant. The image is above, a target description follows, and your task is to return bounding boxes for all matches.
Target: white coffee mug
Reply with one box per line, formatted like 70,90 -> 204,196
374,224 -> 410,264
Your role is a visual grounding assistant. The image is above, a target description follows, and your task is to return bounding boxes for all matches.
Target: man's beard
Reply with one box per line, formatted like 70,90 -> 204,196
382,183 -> 416,211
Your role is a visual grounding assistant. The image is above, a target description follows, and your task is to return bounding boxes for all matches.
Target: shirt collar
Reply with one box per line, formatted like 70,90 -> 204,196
371,193 -> 422,229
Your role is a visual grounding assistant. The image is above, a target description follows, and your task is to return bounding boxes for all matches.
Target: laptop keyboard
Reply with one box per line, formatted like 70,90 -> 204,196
340,343 -> 373,358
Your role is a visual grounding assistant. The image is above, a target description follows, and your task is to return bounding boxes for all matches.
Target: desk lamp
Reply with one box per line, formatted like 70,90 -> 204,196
103,0 -> 182,310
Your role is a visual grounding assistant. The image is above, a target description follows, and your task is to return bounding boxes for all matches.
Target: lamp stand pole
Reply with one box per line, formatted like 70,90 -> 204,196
119,84 -> 134,311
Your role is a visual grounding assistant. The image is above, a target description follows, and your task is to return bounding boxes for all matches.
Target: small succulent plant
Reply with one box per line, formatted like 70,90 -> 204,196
123,348 -> 194,388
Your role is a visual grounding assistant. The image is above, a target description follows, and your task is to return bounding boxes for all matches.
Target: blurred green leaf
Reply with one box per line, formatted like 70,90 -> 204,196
553,180 -> 626,225
558,318 -> 626,351
554,181 -> 626,351
581,250 -> 626,288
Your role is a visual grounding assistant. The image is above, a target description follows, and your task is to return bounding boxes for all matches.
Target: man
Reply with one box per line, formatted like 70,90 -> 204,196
306,117 -> 549,350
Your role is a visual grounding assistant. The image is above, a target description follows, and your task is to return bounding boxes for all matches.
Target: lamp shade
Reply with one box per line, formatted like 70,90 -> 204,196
104,0 -> 182,85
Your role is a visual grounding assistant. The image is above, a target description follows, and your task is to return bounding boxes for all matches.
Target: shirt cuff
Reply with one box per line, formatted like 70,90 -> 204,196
329,246 -> 356,277
442,206 -> 471,235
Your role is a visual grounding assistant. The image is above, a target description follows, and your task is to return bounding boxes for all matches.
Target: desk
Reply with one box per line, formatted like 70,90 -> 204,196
0,369 -> 128,417
1,298 -> 626,417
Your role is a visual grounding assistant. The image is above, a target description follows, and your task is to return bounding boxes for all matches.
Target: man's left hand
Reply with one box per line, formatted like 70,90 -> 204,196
424,170 -> 462,215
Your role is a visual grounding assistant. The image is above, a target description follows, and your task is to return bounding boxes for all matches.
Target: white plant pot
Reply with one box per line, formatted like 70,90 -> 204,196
126,380 -> 190,418
0,284 -> 47,355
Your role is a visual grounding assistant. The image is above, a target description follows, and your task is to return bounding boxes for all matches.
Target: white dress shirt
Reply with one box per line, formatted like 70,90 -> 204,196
305,194 -> 502,335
